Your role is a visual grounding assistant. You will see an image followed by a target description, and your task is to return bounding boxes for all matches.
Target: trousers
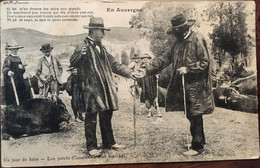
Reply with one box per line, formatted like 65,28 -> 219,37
40,80 -> 59,98
187,115 -> 206,150
85,109 -> 116,151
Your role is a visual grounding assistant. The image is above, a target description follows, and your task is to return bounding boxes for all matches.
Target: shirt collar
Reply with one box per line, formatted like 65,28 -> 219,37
10,53 -> 18,57
184,29 -> 191,40
86,36 -> 102,47
183,30 -> 194,42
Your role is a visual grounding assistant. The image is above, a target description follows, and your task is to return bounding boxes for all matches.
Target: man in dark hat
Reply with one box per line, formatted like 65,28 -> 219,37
134,14 -> 214,156
36,44 -> 63,99
70,17 -> 134,157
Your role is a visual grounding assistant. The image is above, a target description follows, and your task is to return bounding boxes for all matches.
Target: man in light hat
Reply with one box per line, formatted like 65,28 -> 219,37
70,17 -> 134,157
2,41 -> 30,105
36,44 -> 63,99
134,14 -> 214,156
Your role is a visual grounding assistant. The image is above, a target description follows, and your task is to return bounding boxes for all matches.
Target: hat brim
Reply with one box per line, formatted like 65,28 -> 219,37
83,25 -> 111,31
40,47 -> 53,52
131,57 -> 141,59
139,56 -> 152,59
167,20 -> 195,34
6,46 -> 24,50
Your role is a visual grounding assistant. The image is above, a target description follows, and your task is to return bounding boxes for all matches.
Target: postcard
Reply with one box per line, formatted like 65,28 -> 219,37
1,0 -> 259,167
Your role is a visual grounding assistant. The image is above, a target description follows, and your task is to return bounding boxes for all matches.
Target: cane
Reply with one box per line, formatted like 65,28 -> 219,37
133,80 -> 137,146
27,76 -> 35,98
10,75 -> 20,106
155,74 -> 162,117
182,74 -> 190,150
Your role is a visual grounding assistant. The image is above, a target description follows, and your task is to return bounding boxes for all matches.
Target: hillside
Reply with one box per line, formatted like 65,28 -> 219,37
1,27 -> 140,49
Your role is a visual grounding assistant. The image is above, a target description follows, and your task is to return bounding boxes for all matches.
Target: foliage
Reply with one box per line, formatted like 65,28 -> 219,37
129,1 -> 255,83
129,2 -> 198,57
206,2 -> 254,81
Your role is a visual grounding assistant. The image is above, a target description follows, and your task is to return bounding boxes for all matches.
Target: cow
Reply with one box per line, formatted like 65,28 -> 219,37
2,97 -> 71,139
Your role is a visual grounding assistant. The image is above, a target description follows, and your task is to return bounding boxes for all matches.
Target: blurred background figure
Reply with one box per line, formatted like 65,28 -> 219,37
65,66 -> 85,122
138,54 -> 162,117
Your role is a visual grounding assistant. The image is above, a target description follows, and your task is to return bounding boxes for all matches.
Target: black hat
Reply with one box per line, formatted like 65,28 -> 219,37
40,44 -> 53,52
131,53 -> 141,59
139,53 -> 152,59
167,14 -> 195,34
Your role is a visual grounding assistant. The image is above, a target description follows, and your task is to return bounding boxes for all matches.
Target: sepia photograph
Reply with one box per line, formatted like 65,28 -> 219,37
1,0 -> 259,167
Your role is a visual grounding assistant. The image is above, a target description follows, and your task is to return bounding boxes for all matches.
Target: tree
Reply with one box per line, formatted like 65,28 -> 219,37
129,2 -> 198,57
207,2 -> 254,74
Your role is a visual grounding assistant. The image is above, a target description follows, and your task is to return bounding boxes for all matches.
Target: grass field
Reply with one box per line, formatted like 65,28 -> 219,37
1,78 -> 259,167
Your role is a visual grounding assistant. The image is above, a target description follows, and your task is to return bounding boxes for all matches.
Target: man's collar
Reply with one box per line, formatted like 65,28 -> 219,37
10,54 -> 18,57
86,36 -> 102,47
184,29 -> 192,40
86,36 -> 94,43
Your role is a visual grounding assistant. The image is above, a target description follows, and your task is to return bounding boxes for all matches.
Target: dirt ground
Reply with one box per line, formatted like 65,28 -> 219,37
1,78 -> 259,167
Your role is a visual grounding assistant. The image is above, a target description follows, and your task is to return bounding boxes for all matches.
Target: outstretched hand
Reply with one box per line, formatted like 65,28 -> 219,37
177,67 -> 188,75
132,68 -> 147,79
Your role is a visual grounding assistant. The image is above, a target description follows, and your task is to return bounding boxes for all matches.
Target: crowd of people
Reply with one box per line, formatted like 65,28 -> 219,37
2,14 -> 214,157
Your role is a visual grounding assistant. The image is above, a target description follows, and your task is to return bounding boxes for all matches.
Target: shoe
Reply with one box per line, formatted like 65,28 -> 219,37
183,148 -> 204,156
111,143 -> 125,150
155,111 -> 163,117
89,149 -> 101,157
147,112 -> 152,118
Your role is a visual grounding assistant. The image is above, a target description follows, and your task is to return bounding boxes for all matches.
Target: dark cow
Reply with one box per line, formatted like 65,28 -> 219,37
2,97 -> 71,138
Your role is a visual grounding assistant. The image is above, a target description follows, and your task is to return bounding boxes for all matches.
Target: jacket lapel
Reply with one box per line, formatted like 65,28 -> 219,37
43,56 -> 51,67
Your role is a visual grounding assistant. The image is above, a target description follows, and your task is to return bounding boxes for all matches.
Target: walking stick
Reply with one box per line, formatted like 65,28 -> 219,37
182,74 -> 190,150
155,74 -> 162,117
27,76 -> 35,98
133,80 -> 137,146
10,75 -> 20,106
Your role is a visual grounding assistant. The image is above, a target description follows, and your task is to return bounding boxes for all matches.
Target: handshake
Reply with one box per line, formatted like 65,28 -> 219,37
130,68 -> 147,79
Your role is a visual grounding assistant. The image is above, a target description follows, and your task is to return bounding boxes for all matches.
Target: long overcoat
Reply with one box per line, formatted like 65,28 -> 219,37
70,37 -> 132,113
65,74 -> 85,112
2,55 -> 29,105
146,31 -> 214,116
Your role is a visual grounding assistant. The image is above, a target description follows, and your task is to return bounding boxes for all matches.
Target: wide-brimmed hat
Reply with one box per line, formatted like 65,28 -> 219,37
40,44 -> 53,52
83,17 -> 110,31
139,53 -> 152,59
5,40 -> 24,50
167,14 -> 195,34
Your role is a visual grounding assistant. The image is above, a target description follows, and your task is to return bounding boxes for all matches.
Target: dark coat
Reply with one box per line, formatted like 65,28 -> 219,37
2,55 -> 30,105
138,75 -> 157,104
70,37 -> 132,113
66,74 -> 85,112
146,31 -> 214,116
